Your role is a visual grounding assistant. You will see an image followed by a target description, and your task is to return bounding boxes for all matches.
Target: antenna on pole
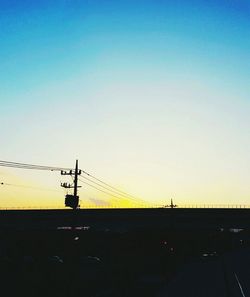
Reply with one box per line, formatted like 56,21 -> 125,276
61,160 -> 82,210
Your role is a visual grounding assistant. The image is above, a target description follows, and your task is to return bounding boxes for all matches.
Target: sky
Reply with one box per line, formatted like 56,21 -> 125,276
0,0 -> 250,208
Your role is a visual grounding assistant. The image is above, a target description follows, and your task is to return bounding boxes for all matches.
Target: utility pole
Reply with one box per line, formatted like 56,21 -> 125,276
61,160 -> 81,210
73,159 -> 79,199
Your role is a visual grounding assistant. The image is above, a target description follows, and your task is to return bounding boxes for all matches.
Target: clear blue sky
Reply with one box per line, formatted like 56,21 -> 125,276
0,0 -> 250,207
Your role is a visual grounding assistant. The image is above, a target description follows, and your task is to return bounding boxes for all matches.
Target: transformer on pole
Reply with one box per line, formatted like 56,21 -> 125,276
61,160 -> 81,210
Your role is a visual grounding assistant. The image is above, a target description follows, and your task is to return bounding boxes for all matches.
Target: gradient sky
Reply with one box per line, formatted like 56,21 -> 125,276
0,0 -> 250,208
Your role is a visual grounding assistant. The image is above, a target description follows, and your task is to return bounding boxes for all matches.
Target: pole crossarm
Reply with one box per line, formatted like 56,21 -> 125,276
61,170 -> 81,176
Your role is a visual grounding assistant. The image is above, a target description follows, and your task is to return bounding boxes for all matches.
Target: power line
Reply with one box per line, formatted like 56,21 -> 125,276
0,160 -> 72,171
78,178 -> 126,201
0,182 -> 61,192
79,175 -> 142,201
80,169 -> 148,204
0,159 -> 150,206
78,177 -> 146,205
0,160 -> 143,200
78,177 -> 150,206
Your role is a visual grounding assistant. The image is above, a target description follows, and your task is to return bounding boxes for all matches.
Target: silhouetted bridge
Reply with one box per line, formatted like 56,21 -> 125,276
0,208 -> 250,231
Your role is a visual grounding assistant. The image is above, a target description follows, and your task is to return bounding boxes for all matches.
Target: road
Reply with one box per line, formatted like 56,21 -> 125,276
158,248 -> 250,297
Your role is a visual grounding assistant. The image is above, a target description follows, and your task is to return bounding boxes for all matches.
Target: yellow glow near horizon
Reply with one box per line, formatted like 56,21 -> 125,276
1,79 -> 250,209
0,1 -> 250,208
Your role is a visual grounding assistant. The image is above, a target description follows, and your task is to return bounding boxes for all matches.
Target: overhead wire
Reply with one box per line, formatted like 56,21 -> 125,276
78,178 -> 127,201
0,160 -> 72,171
79,175 -> 141,201
78,176 -> 149,206
69,176 -> 131,207
0,159 -> 150,206
79,169 -> 149,205
71,175 -> 120,203
0,182 -> 61,192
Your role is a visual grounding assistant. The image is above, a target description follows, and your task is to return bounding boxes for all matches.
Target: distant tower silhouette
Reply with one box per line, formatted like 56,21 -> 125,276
163,199 -> 177,208
170,198 -> 177,208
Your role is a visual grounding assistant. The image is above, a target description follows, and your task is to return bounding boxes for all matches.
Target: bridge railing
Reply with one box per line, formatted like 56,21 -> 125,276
173,204 -> 250,209
1,204 -> 250,210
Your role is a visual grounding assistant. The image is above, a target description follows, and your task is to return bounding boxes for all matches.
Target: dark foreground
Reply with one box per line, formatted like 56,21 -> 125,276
0,208 -> 250,296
